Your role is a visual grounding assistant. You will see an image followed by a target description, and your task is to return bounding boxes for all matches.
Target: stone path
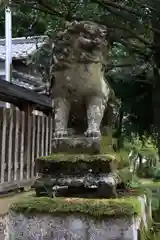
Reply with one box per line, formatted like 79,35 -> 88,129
0,191 -> 33,240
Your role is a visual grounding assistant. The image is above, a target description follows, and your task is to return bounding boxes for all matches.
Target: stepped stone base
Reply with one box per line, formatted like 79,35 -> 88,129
33,168 -> 131,198
34,155 -> 129,198
6,195 -> 151,240
36,153 -> 118,176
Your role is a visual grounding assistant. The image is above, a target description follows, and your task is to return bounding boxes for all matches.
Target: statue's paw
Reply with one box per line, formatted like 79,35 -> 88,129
53,130 -> 68,138
84,129 -> 101,137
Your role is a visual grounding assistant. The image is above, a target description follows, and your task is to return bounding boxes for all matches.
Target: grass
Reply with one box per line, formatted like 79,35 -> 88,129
10,196 -> 142,218
0,191 -> 34,216
139,179 -> 160,189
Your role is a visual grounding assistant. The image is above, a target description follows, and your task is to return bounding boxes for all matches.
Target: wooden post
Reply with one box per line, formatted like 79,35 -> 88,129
20,111 -> 25,180
41,114 -> 45,156
14,108 -> 19,181
49,114 -> 53,154
45,116 -> 49,156
26,105 -> 31,179
14,109 -> 19,180
1,108 -> 7,183
31,114 -> 36,177
8,107 -> 14,182
36,115 -> 40,158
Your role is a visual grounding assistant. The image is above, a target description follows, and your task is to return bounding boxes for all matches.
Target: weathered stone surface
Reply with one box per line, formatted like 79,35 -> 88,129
50,20 -> 119,139
34,174 -> 119,198
52,136 -> 100,154
33,167 -> 131,198
36,153 -> 118,176
35,184 -> 118,198
35,173 -> 121,187
6,195 -> 150,240
6,214 -> 136,240
34,154 -> 130,199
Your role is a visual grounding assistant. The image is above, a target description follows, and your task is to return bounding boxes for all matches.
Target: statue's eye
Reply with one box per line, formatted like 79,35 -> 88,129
86,25 -> 90,30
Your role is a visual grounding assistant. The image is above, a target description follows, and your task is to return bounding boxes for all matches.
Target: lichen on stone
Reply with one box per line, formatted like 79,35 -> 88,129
39,136 -> 129,167
38,136 -> 127,164
38,153 -> 117,162
10,196 -> 141,218
100,135 -> 116,153
36,153 -> 118,176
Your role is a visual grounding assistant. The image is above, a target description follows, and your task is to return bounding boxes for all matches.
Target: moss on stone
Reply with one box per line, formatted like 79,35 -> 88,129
10,196 -> 141,218
36,151 -> 129,176
38,136 -> 129,171
36,153 -> 118,175
38,153 -> 118,162
100,136 -> 127,165
41,136 -> 118,162
100,136 -> 115,154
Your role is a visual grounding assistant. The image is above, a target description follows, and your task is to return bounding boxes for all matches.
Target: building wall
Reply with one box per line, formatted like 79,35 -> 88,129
0,59 -> 40,77
0,60 -> 42,109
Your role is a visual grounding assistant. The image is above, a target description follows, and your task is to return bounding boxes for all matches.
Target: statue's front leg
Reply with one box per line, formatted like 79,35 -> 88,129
53,98 -> 70,137
84,96 -> 106,137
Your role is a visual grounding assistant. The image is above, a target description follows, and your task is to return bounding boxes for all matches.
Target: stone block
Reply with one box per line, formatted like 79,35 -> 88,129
7,195 -> 151,240
34,176 -> 119,198
7,214 -> 136,240
36,153 -> 118,176
52,136 -> 101,154
33,166 -> 132,198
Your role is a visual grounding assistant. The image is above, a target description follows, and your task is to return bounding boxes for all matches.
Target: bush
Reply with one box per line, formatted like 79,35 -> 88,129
123,135 -> 159,178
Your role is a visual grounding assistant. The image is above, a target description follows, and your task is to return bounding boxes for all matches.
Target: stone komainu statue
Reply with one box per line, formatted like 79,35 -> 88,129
50,20 -> 117,137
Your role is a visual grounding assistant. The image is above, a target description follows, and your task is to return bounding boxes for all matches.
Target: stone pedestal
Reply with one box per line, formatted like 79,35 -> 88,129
34,153 -> 129,198
7,195 -> 151,240
52,136 -> 101,154
6,214 -> 138,240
